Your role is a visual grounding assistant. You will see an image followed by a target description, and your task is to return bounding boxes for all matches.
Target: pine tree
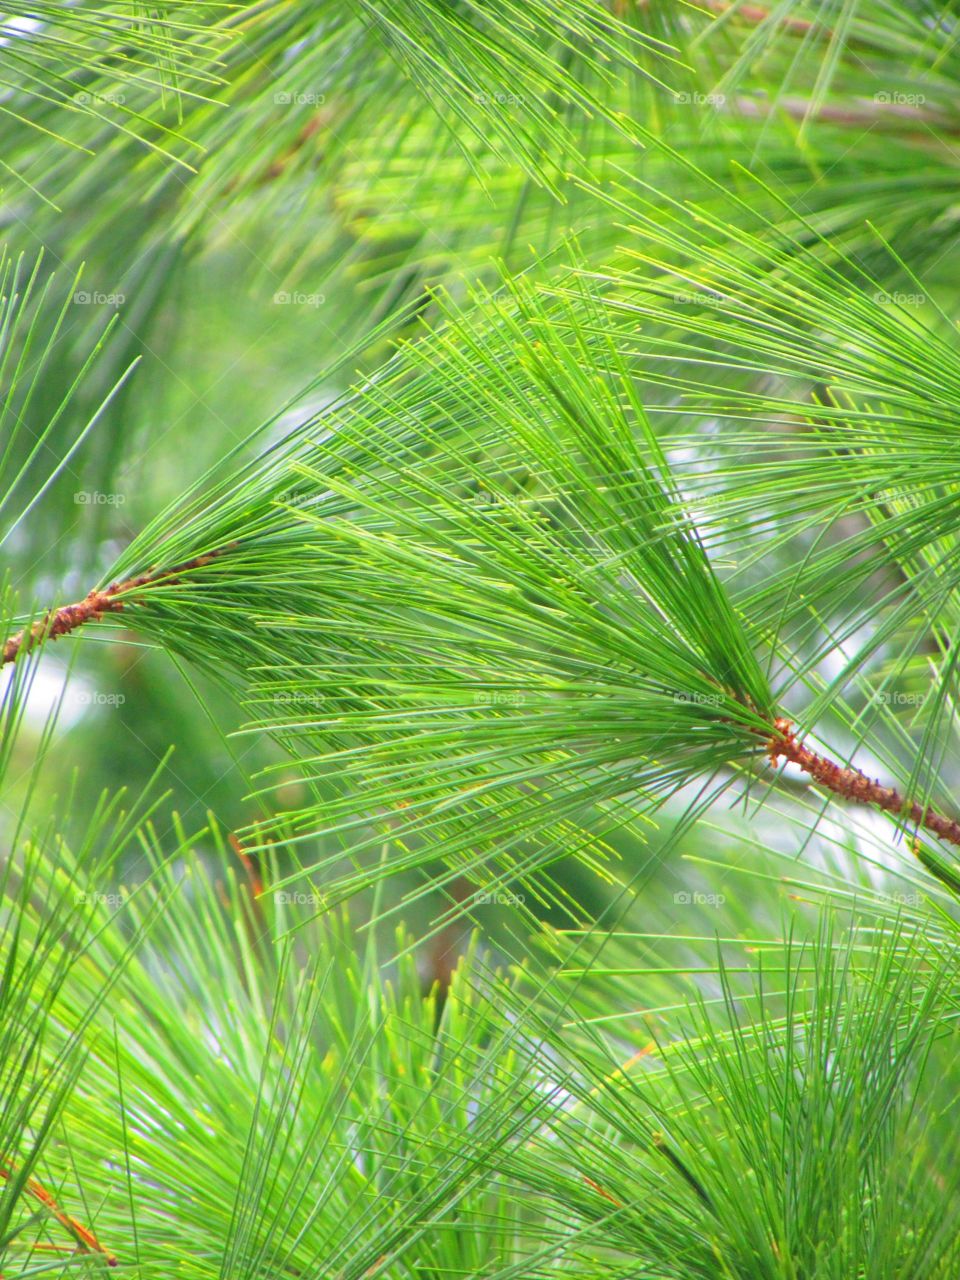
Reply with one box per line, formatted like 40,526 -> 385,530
3,3 -> 960,1275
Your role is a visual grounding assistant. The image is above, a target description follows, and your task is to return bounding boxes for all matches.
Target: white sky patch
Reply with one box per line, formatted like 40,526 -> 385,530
0,653 -> 95,733
0,15 -> 43,43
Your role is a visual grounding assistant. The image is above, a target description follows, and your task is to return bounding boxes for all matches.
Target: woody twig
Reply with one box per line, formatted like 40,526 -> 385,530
0,1162 -> 117,1267
2,546 -> 232,667
767,717 -> 960,848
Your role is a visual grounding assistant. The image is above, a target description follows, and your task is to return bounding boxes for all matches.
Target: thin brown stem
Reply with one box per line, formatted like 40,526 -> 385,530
0,1162 -> 117,1266
700,0 -> 817,33
2,547 -> 231,667
632,0 -> 817,30
733,94 -> 957,134
583,1174 -> 623,1209
767,717 -> 960,847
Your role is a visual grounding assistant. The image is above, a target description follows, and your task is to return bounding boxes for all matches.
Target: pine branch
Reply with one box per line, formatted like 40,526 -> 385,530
1,548 -> 231,667
767,717 -> 960,848
733,95 -> 958,132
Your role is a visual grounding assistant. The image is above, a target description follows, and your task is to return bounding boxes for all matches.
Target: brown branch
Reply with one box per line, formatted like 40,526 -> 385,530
732,94 -> 957,134
229,832 -> 264,899
632,0 -> 819,35
583,1175 -> 623,1209
699,0 -> 817,34
2,547 -> 231,667
0,1163 -> 117,1266
767,717 -> 960,848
